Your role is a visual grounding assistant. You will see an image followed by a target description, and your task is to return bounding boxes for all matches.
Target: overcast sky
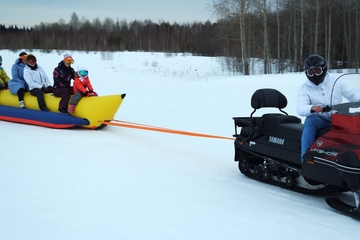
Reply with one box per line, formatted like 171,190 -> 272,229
1,0 -> 215,28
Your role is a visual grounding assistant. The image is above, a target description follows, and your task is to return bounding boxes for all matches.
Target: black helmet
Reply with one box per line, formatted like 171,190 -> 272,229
303,54 -> 327,85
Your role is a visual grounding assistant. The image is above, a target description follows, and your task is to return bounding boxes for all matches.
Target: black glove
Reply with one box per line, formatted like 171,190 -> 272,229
41,86 -> 47,92
46,86 -> 54,93
322,105 -> 331,112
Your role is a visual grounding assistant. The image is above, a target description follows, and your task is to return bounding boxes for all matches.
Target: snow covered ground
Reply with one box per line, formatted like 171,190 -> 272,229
0,50 -> 359,240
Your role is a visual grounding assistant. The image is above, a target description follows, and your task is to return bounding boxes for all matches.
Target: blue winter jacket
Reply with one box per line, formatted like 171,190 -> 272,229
8,58 -> 29,95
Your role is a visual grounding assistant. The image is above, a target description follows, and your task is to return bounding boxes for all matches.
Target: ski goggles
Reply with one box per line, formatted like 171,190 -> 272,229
306,67 -> 323,77
78,70 -> 88,77
20,55 -> 27,60
64,57 -> 74,64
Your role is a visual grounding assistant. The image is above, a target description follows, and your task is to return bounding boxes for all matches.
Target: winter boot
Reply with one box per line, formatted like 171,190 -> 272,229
19,100 -> 25,108
40,105 -> 49,111
68,104 -> 76,114
59,108 -> 69,114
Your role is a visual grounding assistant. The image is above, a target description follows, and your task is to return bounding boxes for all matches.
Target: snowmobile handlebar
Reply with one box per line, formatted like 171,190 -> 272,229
310,105 -> 331,113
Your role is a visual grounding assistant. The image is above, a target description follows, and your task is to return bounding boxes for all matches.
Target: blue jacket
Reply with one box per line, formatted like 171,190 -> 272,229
8,58 -> 29,95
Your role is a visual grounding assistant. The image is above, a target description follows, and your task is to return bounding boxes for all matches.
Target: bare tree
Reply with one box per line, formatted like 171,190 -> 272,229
69,12 -> 81,31
324,1 -> 332,69
314,0 -> 320,53
292,0 -> 298,72
276,0 -> 281,73
212,0 -> 251,75
299,0 -> 304,69
254,0 -> 271,74
356,0 -> 360,72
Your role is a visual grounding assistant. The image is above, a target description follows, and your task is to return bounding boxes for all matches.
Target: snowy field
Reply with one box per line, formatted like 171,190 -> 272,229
0,50 -> 359,240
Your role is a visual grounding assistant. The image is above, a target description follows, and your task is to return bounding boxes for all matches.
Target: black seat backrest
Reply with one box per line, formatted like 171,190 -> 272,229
245,89 -> 298,140
251,88 -> 287,109
250,88 -> 288,116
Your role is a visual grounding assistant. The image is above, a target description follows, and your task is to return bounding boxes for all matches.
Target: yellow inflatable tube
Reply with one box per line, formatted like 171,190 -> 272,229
0,90 -> 126,129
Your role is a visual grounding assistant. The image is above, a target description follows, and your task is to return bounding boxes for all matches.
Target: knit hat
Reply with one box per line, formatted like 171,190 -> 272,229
77,65 -> 88,77
26,54 -> 37,62
63,53 -> 74,64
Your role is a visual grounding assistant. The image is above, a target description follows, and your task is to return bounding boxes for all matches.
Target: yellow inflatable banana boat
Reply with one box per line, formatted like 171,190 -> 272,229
0,90 -> 126,129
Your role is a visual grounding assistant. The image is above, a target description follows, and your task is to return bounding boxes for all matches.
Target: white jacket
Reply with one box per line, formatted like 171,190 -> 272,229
24,64 -> 52,91
297,72 -> 360,119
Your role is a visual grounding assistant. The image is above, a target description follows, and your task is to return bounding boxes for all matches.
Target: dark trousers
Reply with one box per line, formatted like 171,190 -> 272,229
53,87 -> 72,111
30,88 -> 47,110
17,88 -> 25,101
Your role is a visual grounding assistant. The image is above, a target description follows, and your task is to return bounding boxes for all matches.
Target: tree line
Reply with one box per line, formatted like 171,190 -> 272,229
1,0 -> 359,75
0,15 -> 219,56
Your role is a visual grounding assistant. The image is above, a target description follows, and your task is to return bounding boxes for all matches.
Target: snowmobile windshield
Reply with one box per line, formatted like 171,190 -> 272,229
330,73 -> 360,115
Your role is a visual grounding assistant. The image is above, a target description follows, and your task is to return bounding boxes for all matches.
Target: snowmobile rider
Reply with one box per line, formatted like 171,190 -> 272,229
297,54 -> 360,162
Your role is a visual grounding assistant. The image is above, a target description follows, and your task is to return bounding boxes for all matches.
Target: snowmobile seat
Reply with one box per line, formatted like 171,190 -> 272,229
250,88 -> 301,126
262,113 -> 301,124
234,89 -> 302,139
243,89 -> 303,141
255,114 -> 302,141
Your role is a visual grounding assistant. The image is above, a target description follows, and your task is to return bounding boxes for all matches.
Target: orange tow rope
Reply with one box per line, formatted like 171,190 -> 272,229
102,120 -> 235,140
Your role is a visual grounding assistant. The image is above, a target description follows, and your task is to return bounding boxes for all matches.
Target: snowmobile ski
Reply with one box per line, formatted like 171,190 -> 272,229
325,198 -> 360,220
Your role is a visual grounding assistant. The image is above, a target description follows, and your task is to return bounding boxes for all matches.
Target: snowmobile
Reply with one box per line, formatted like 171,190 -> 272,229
232,73 -> 360,219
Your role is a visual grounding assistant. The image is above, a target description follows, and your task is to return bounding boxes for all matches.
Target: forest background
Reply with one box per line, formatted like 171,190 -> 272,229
1,0 -> 360,75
